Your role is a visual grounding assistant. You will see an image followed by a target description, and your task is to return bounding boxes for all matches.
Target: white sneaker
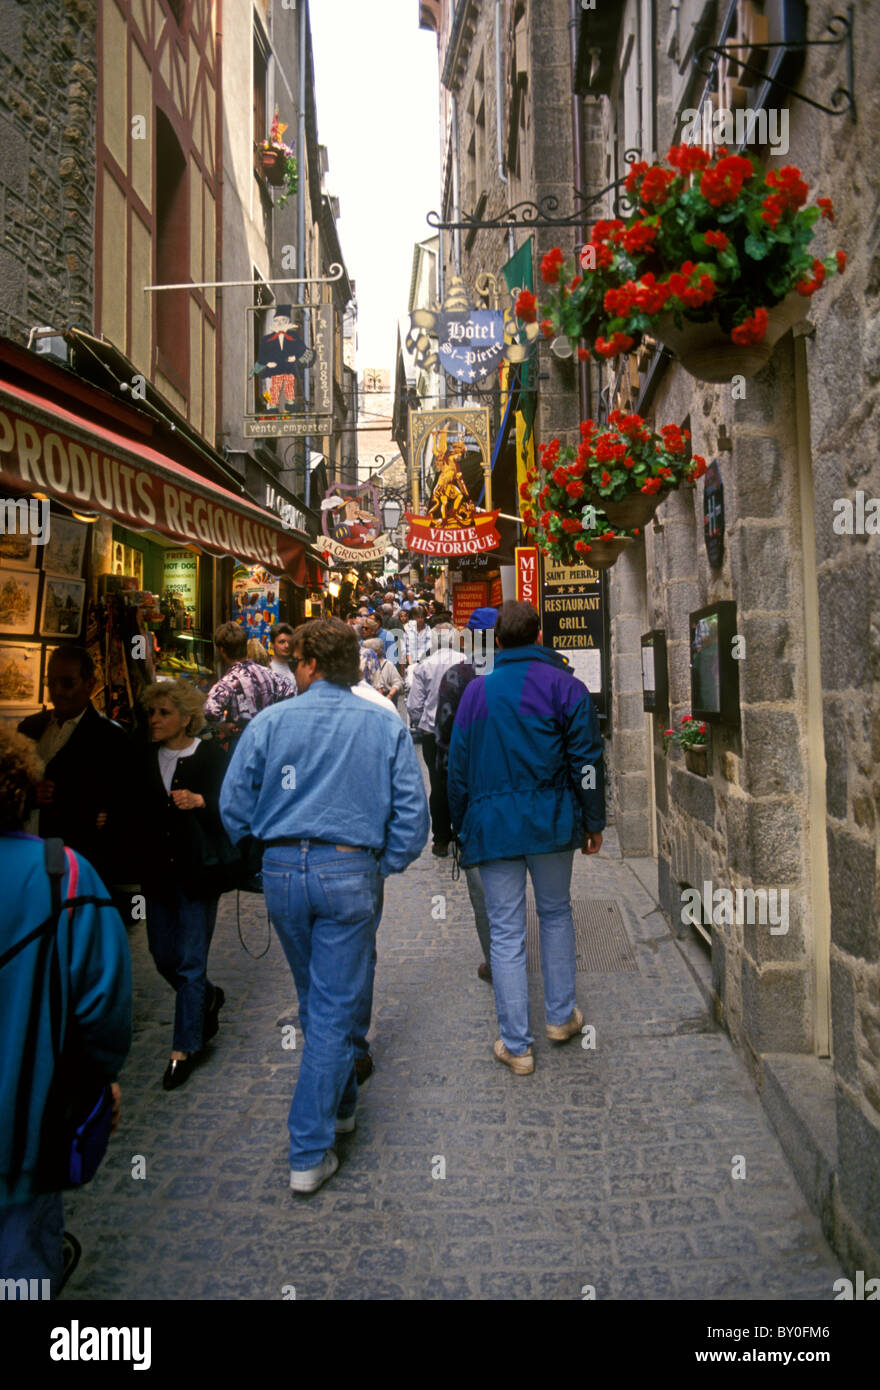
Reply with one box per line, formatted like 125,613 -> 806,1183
290,1149 -> 339,1194
335,1112 -> 357,1135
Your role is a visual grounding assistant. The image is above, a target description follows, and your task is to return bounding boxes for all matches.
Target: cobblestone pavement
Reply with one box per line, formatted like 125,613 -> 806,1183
63,802 -> 843,1301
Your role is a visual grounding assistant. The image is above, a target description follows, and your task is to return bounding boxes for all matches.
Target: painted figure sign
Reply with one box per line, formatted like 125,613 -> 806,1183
244,303 -> 333,438
320,480 -> 388,564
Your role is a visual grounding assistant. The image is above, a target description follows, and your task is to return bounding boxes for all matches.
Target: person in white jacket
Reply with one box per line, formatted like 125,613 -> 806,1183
406,625 -> 466,856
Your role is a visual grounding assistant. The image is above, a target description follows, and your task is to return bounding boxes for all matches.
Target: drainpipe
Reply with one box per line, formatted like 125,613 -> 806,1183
569,0 -> 590,421
297,0 -> 310,507
496,0 -> 514,260
451,93 -> 462,276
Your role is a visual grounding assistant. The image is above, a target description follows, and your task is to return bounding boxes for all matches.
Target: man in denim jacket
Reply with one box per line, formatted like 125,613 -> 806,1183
221,619 -> 429,1194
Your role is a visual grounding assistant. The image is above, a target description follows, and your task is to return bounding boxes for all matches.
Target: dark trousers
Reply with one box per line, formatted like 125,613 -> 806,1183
146,888 -> 220,1054
421,734 -> 452,845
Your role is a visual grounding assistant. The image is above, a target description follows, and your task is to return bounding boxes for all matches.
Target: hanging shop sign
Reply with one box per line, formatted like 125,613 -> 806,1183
703,460 -> 725,568
0,388 -> 308,582
538,552 -> 609,718
319,479 -> 389,563
244,302 -> 333,438
515,545 -> 539,605
405,406 -> 500,556
406,275 -> 533,384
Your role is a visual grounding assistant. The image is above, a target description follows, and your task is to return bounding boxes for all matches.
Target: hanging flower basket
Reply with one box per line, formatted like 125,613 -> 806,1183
260,108 -> 298,202
527,146 -> 846,383
582,535 -> 635,569
663,716 -> 708,775
588,486 -> 672,529
653,290 -> 808,383
261,147 -> 288,186
519,414 -> 707,562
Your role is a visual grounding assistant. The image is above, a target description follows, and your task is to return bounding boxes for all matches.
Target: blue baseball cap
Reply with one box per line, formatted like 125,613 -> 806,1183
466,607 -> 499,631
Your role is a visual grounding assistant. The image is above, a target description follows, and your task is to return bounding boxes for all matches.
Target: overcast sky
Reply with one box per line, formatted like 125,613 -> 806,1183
309,0 -> 441,375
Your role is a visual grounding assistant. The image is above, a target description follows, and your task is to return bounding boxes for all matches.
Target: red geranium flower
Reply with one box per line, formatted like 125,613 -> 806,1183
594,332 -> 634,358
836,250 -> 846,274
540,247 -> 565,284
817,197 -> 834,222
730,306 -> 769,344
541,319 -> 554,339
515,290 -> 537,323
574,540 -> 592,553
704,229 -> 729,251
667,144 -> 711,175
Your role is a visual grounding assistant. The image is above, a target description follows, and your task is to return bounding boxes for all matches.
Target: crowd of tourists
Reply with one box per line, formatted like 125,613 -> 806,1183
0,576 -> 605,1289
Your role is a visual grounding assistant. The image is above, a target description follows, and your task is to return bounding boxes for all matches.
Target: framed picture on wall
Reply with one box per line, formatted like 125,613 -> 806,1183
641,630 -> 669,714
43,516 -> 88,579
689,601 -> 740,725
0,642 -> 42,706
0,568 -> 40,636
40,577 -> 85,638
0,528 -> 39,568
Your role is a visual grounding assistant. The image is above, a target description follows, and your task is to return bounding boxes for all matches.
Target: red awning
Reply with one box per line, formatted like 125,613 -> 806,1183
0,380 -> 310,584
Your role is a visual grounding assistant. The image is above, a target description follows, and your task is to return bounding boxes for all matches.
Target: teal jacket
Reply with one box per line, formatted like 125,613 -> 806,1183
0,835 -> 131,1205
447,645 -> 605,868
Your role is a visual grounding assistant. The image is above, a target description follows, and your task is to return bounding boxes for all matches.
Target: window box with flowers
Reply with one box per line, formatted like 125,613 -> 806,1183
519,416 -> 708,565
663,715 -> 709,776
260,109 -> 298,205
527,147 -> 845,384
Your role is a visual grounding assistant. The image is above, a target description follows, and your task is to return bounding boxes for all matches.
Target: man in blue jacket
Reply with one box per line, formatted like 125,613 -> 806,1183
221,618 -> 429,1194
447,600 -> 605,1075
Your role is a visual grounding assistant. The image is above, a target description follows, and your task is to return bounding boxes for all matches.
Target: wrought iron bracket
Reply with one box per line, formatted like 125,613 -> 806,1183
426,151 -> 642,232
695,6 -> 856,123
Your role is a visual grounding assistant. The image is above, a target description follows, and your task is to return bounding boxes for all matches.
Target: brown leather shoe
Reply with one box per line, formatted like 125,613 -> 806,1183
355,1054 -> 373,1084
477,962 -> 492,983
493,1039 -> 535,1075
546,1006 -> 584,1043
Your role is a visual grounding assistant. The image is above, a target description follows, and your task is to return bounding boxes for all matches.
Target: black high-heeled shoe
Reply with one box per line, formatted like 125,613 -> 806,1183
162,1054 -> 197,1091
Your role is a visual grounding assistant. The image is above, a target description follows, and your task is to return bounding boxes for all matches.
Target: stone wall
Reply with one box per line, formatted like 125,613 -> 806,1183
592,0 -> 880,1268
0,0 -> 96,341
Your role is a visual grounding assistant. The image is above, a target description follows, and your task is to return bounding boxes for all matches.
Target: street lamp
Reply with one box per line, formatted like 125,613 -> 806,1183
381,496 -> 403,531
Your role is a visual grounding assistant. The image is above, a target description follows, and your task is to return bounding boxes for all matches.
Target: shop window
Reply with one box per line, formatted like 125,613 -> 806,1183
154,108 -> 189,391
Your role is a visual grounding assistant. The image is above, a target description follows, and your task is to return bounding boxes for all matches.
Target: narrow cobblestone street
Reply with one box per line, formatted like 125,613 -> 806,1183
63,789 -> 843,1302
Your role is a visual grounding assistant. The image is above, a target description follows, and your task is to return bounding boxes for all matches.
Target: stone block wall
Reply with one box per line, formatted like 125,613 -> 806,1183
0,0 -> 97,341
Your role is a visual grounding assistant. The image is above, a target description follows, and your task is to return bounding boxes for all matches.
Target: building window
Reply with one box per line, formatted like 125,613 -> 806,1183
254,28 -> 269,173
154,108 -> 189,391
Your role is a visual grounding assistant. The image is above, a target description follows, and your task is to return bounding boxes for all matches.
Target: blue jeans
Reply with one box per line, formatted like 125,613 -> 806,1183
353,879 -> 384,1060
465,865 -> 491,962
0,1192 -> 64,1297
479,851 -> 577,1055
262,842 -> 381,1170
146,888 -> 220,1054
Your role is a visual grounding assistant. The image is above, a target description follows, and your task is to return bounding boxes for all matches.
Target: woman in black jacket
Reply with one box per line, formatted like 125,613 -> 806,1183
139,680 -> 231,1090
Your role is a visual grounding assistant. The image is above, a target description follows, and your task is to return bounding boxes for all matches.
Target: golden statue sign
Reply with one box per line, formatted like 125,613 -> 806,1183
406,407 -> 499,558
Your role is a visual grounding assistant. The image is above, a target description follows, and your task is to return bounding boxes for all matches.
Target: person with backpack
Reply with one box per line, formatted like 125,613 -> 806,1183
0,728 -> 131,1297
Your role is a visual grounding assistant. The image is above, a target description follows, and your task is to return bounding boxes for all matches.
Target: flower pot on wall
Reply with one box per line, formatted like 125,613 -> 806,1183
684,746 -> 708,776
261,148 -> 287,186
590,487 -> 672,530
653,292 -> 808,383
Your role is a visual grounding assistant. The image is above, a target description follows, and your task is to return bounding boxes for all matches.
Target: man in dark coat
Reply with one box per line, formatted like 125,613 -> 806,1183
18,646 -> 138,911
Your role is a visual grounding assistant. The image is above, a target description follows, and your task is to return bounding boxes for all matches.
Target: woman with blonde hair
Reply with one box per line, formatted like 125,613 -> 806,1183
139,680 -> 232,1090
